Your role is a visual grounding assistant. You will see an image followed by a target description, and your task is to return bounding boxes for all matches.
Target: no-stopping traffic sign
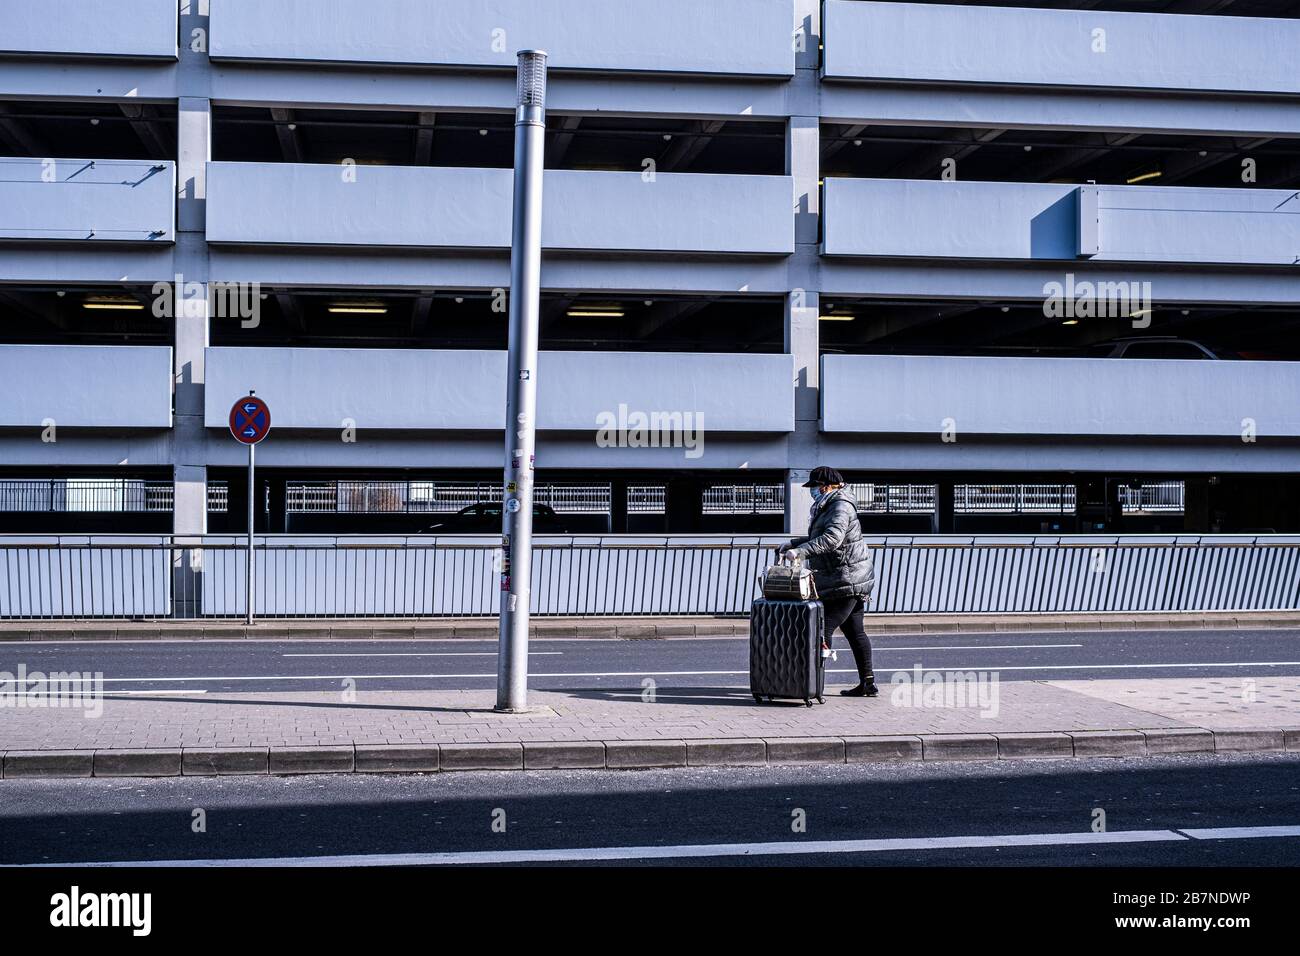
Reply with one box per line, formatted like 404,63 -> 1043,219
229,395 -> 271,444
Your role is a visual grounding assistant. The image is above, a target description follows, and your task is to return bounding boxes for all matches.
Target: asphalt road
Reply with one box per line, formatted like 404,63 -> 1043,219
1,753 -> 1297,867
1,627 -> 1299,693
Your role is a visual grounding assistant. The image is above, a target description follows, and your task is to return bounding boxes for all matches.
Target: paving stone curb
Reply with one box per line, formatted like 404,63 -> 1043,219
2,728 -> 1296,779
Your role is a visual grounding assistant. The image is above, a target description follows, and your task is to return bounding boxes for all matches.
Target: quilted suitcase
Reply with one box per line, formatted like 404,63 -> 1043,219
749,598 -> 826,706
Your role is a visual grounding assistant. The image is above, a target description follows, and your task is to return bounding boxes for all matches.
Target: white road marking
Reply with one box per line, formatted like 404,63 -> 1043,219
1179,825 -> 1300,841
884,644 -> 1084,651
12,659 -> 1300,685
281,652 -> 562,658
15,824 -> 1300,868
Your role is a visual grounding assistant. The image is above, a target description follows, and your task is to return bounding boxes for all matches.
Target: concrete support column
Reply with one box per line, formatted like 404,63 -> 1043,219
609,478 -> 628,533
1106,478 -> 1125,533
666,478 -> 704,534
784,0 -> 823,536
784,286 -> 819,536
171,90 -> 212,615
931,479 -> 956,534
1183,477 -> 1210,533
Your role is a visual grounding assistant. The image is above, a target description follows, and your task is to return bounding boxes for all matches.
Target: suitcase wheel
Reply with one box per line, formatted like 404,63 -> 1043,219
805,699 -> 813,707
753,693 -> 763,704
817,696 -> 824,705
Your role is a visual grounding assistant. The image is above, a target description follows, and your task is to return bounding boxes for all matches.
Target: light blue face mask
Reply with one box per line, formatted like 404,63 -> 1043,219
810,486 -> 827,503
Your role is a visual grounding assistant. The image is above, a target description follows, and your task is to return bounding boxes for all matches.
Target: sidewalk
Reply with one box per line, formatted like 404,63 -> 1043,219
2,677 -> 1296,779
3,609 -> 1299,641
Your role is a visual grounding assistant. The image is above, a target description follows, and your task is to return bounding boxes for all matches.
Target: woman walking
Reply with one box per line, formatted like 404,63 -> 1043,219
784,466 -> 878,697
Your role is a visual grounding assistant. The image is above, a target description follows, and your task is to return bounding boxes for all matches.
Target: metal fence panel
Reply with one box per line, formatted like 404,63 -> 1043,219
0,535 -> 1297,620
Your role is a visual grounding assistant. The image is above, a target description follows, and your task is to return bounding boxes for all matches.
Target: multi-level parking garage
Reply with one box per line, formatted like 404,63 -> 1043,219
1,0 -> 1299,538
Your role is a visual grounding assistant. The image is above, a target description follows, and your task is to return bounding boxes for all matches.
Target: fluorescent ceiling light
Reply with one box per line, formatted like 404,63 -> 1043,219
567,309 -> 624,318
328,302 -> 388,315
83,297 -> 143,311
1061,319 -> 1080,326
818,314 -> 854,321
1126,170 -> 1162,184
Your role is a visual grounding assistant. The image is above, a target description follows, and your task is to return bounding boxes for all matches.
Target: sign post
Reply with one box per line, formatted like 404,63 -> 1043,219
229,392 -> 271,625
496,50 -> 548,712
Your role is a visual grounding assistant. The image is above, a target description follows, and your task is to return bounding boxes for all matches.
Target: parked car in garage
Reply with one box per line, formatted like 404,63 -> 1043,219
424,503 -> 569,534
1084,336 -> 1225,359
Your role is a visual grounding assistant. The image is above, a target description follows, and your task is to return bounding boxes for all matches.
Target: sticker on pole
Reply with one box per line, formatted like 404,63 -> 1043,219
229,395 -> 271,444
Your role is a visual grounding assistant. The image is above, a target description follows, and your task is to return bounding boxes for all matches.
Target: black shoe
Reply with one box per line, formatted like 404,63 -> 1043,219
839,682 -> 879,698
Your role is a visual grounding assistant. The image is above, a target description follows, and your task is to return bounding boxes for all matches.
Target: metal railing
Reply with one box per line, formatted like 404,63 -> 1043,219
851,483 -> 939,514
0,478 -> 1193,519
0,534 -> 1296,620
1119,481 -> 1186,514
703,484 -> 785,514
0,479 -> 173,513
627,485 -> 666,514
955,484 -> 1077,514
286,480 -> 612,514
206,481 -> 230,513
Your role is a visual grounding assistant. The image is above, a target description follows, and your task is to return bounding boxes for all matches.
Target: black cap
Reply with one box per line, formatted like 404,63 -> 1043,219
802,466 -> 844,488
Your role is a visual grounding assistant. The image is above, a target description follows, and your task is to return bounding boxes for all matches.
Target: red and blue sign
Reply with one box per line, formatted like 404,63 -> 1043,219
229,395 -> 271,445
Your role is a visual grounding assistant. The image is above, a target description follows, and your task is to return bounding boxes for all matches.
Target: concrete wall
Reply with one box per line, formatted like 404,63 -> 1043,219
210,0 -> 794,76
1092,186 -> 1300,266
0,345 -> 173,428
823,1 -> 1300,96
206,164 -> 793,255
0,158 -> 175,242
821,353 -> 1300,439
823,178 -> 1079,260
204,348 -> 794,432
824,178 -> 1300,266
0,0 -> 177,59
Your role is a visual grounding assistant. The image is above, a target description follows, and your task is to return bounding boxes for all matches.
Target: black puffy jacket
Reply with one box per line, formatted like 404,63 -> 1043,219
787,489 -> 875,601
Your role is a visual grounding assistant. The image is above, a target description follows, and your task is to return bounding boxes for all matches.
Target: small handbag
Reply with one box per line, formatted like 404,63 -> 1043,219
760,551 -> 819,602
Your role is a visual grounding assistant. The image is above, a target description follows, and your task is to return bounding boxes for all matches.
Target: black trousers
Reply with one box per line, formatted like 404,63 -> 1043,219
821,595 -> 875,686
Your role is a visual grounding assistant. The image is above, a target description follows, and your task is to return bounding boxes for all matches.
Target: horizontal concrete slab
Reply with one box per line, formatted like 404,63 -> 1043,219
93,749 -> 181,777
523,741 -> 606,770
996,733 -> 1074,759
204,347 -> 794,432
1213,729 -> 1286,753
182,747 -> 271,776
210,0 -> 793,76
0,158 -> 175,242
268,745 -> 356,774
765,737 -> 846,765
2,750 -> 93,778
355,744 -> 441,773
207,164 -> 793,255
1068,730 -> 1148,757
823,1 -> 1300,96
1,0 -> 177,59
0,345 -> 174,428
921,734 -> 999,761
822,352 -> 1300,440
844,735 -> 922,762
687,739 -> 767,767
605,740 -> 687,769
1142,729 -> 1214,755
438,742 -> 524,771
